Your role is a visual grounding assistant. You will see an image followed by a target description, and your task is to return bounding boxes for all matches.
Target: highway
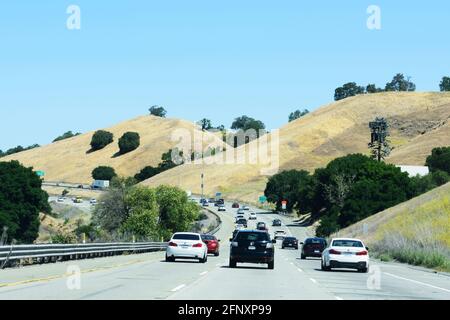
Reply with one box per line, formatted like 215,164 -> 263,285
0,199 -> 449,300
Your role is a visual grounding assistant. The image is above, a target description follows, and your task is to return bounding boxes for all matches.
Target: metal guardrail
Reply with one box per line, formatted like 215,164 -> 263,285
0,242 -> 168,268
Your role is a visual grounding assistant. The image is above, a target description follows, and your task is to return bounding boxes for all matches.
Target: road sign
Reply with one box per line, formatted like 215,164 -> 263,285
216,192 -> 222,197
259,196 -> 267,203
36,171 -> 45,177
282,200 -> 287,210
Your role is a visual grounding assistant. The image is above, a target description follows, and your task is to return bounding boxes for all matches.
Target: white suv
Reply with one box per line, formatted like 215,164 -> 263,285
321,238 -> 370,273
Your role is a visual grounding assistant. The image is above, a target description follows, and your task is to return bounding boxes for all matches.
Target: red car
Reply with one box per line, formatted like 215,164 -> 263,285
201,234 -> 220,256
232,202 -> 240,208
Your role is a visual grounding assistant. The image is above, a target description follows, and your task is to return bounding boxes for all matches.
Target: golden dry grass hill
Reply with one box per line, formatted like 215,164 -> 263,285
1,115 -> 226,185
143,92 -> 450,204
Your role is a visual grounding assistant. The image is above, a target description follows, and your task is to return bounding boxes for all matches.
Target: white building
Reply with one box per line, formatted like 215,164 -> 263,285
396,165 -> 430,177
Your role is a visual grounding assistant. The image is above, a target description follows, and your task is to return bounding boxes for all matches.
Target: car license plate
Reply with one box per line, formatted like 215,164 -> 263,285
314,250 -> 320,253
248,246 -> 256,250
344,252 -> 353,256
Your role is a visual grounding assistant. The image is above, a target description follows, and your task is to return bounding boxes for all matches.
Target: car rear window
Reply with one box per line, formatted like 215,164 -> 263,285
201,235 -> 216,241
173,234 -> 200,241
332,240 -> 363,247
285,237 -> 296,241
236,232 -> 270,242
305,238 -> 326,244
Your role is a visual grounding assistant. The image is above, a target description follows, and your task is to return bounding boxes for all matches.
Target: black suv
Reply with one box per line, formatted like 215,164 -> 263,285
256,222 -> 267,231
229,230 -> 276,269
301,237 -> 327,259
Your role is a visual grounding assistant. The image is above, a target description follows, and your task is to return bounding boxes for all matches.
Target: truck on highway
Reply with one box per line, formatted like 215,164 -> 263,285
92,180 -> 110,189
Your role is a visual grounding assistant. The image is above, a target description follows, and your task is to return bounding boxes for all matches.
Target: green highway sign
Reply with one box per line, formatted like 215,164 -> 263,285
259,196 -> 267,203
36,171 -> 45,177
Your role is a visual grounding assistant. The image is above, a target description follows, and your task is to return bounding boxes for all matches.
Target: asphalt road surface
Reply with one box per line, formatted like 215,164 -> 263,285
0,199 -> 449,300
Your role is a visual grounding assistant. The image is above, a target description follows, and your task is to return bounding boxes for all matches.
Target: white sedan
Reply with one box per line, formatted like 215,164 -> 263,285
249,212 -> 257,220
166,232 -> 208,263
321,238 -> 370,273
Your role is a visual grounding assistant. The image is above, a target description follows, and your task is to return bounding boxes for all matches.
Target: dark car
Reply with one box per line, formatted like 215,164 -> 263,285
231,229 -> 240,241
229,230 -> 276,269
201,234 -> 220,256
282,237 -> 299,250
256,222 -> 268,231
301,237 -> 327,259
236,218 -> 248,228
232,202 -> 240,209
272,219 -> 282,227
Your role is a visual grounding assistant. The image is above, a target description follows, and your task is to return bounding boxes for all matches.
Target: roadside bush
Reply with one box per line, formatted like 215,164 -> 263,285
0,161 -> 51,244
134,166 -> 161,182
90,130 -> 114,151
91,166 -> 117,181
118,132 -> 140,154
51,232 -> 77,244
426,146 -> 450,175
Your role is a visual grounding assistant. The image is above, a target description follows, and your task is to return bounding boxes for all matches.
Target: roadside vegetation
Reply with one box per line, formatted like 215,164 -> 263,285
0,161 -> 51,244
118,131 -> 140,154
265,147 -> 450,238
89,177 -> 199,242
92,166 -> 117,181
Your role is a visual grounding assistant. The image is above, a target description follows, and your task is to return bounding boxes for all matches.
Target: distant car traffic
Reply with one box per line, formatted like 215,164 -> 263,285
232,202 -> 240,209
235,215 -> 245,222
90,198 -> 97,204
73,197 -> 83,203
218,204 -> 226,212
272,219 -> 282,227
57,197 -> 64,202
166,232 -> 208,263
236,218 -> 248,228
237,208 -> 245,215
229,230 -> 276,269
249,212 -> 257,220
201,234 -> 220,256
256,222 -> 268,231
321,238 -> 369,273
282,237 -> 299,250
242,205 -> 250,211
301,237 -> 327,259
274,230 -> 287,240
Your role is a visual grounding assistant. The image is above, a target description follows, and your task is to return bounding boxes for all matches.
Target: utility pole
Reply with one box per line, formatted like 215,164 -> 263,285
201,173 -> 204,201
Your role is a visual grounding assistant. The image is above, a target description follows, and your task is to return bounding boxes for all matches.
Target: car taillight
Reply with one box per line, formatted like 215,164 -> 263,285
356,250 -> 368,256
169,242 -> 178,247
193,243 -> 203,248
329,249 -> 341,255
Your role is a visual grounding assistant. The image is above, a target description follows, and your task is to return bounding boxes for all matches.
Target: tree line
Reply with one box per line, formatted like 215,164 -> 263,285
264,147 -> 450,237
334,74 -> 450,101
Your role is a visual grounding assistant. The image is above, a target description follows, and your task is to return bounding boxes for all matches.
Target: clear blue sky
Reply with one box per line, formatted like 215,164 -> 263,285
1,0 -> 449,150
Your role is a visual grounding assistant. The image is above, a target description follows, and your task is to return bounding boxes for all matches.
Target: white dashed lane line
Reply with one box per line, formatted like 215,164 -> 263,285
384,272 -> 450,293
310,278 -> 318,284
171,284 -> 186,292
199,271 -> 208,276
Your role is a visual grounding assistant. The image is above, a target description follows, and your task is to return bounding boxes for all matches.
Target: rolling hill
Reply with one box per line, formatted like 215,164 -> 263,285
1,115 -> 226,185
143,92 -> 450,203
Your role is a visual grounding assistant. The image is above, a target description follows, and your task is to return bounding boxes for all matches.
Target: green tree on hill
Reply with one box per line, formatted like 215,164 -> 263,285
289,109 -> 309,122
426,146 -> 450,175
385,73 -> 416,92
0,161 -> 51,244
118,132 -> 140,154
334,82 -> 365,101
440,77 -> 450,92
149,105 -> 167,118
53,131 -> 81,142
92,166 -> 117,181
90,130 -> 114,151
